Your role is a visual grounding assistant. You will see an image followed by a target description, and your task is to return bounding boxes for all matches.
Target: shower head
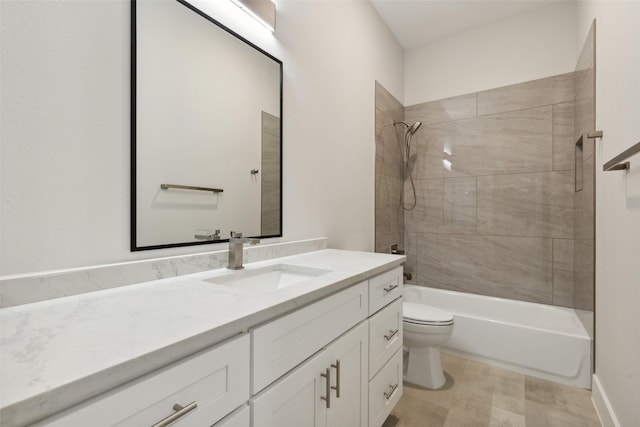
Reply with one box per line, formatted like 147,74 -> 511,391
408,121 -> 422,135
394,120 -> 422,135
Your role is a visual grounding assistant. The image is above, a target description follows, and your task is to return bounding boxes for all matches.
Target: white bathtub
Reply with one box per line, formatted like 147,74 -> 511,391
404,285 -> 592,388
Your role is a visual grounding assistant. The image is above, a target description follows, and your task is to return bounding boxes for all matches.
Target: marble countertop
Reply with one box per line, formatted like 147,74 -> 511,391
0,249 -> 404,426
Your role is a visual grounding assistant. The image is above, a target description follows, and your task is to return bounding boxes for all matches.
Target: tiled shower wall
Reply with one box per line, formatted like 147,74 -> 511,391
375,82 -> 405,254
375,61 -> 595,309
573,24 -> 595,311
402,73 -> 578,306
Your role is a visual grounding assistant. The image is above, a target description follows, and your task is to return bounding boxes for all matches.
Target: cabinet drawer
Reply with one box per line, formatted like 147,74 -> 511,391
36,334 -> 250,427
252,281 -> 368,394
368,348 -> 403,427
368,297 -> 403,379
368,267 -> 403,315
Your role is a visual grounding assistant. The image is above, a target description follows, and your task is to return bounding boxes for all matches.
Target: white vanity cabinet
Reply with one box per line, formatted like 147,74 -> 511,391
251,322 -> 368,427
19,261 -> 404,427
251,266 -> 403,427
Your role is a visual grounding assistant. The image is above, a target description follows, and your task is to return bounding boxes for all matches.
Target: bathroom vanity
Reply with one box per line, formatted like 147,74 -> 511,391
0,249 -> 404,427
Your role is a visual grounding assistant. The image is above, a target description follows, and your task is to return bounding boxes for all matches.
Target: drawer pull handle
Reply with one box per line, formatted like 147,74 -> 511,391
383,384 -> 399,400
331,360 -> 341,398
383,284 -> 399,293
321,368 -> 331,408
151,401 -> 197,427
384,329 -> 399,341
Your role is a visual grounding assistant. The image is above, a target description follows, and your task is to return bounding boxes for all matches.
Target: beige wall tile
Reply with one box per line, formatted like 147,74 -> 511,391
552,102 -> 575,171
574,154 -> 595,240
376,108 -> 404,179
573,238 -> 594,310
431,106 -> 553,177
405,93 -> 477,126
377,72 -> 594,309
570,24 -> 595,312
417,234 -> 553,304
405,178 -> 444,233
405,177 -> 477,235
477,73 -> 575,116
477,171 -> 574,239
403,232 -> 417,285
375,82 -> 405,255
552,239 -> 575,307
443,177 -> 477,232
573,99 -> 595,155
375,175 -> 404,253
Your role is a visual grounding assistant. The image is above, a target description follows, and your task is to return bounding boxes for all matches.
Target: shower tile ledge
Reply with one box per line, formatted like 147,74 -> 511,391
0,249 -> 405,427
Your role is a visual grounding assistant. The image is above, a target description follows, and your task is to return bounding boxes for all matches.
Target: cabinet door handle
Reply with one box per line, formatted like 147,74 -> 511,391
384,329 -> 399,341
383,284 -> 399,293
321,368 -> 331,409
331,360 -> 341,398
151,401 -> 197,427
383,384 -> 398,400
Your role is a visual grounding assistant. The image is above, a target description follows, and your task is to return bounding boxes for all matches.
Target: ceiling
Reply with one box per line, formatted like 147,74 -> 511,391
370,0 -> 563,50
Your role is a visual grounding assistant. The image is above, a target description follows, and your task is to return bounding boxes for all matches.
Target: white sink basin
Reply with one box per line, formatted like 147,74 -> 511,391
202,264 -> 332,293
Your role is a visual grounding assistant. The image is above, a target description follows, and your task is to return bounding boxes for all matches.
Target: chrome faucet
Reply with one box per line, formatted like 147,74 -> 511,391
227,231 -> 260,270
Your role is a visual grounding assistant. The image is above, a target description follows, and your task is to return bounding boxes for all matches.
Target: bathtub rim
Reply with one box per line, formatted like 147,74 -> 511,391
403,284 -> 591,339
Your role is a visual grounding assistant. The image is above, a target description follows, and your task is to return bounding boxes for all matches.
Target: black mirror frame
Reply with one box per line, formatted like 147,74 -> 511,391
130,0 -> 283,251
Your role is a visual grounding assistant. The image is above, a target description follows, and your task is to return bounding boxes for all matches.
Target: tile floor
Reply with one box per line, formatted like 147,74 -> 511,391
383,352 -> 601,427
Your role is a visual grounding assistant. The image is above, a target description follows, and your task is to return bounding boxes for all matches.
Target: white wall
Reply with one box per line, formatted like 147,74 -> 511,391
0,0 -> 404,275
404,1 -> 577,106
575,3 -> 640,426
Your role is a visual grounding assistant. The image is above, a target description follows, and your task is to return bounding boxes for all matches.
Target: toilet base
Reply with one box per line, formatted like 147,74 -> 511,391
404,346 -> 446,389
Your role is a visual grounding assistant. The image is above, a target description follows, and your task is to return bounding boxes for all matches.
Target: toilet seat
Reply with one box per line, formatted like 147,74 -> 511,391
403,302 -> 454,326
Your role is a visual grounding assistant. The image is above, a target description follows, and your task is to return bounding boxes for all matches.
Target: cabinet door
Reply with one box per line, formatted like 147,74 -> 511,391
215,405 -> 250,427
325,322 -> 369,427
251,351 -> 327,427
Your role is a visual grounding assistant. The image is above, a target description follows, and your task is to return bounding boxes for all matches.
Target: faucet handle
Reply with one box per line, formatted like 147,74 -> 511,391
230,231 -> 243,239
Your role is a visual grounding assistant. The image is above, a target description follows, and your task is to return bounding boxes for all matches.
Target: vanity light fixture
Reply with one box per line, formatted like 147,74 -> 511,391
230,0 -> 276,32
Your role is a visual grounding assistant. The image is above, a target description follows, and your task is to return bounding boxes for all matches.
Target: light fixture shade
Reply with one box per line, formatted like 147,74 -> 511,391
231,0 -> 276,32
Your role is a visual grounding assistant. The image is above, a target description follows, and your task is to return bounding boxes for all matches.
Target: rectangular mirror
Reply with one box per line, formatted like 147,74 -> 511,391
131,0 -> 283,250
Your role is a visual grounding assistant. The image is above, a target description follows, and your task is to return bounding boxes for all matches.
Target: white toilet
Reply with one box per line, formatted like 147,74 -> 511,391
403,301 -> 454,389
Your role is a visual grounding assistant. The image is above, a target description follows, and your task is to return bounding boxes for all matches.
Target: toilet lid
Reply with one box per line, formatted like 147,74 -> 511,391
403,302 -> 454,325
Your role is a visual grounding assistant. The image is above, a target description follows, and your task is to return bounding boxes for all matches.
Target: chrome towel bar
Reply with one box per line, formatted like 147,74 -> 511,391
160,184 -> 223,193
603,140 -> 640,171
